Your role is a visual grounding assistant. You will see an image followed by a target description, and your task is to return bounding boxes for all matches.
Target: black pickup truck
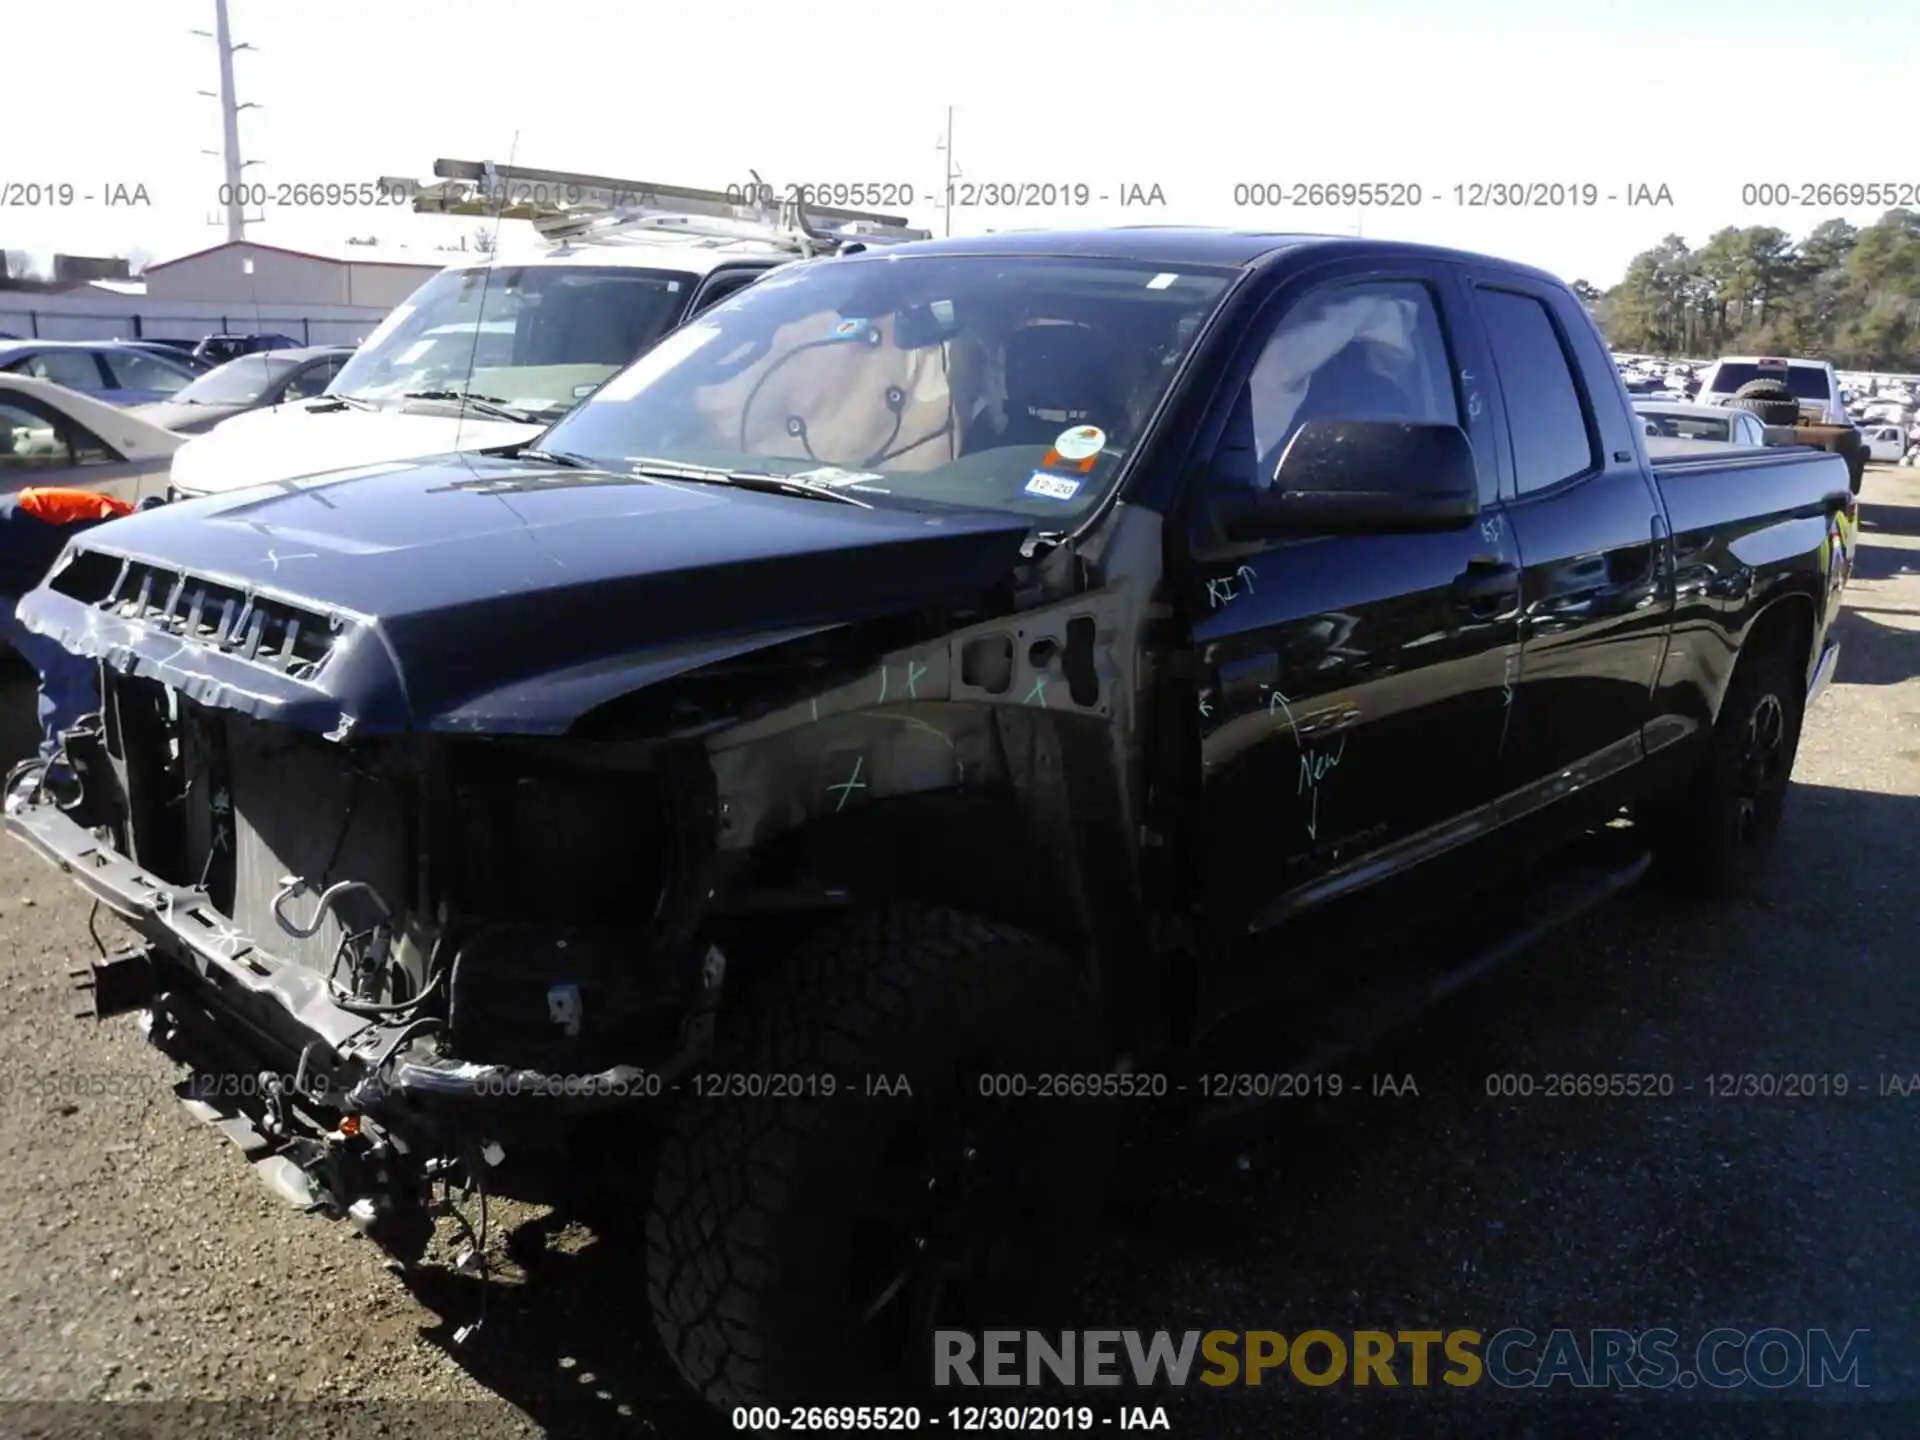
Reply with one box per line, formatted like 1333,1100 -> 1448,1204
4,230 -> 1857,1414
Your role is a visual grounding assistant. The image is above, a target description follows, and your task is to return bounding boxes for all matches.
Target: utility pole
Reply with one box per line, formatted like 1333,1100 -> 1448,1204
935,106 -> 957,238
193,0 -> 260,240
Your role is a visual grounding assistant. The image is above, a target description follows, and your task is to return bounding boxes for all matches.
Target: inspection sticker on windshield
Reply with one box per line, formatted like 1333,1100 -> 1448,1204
1050,424 -> 1106,461
830,317 -> 876,342
1024,471 -> 1082,501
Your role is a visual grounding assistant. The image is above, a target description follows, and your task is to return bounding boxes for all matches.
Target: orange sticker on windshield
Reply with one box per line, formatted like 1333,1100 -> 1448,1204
1041,424 -> 1105,473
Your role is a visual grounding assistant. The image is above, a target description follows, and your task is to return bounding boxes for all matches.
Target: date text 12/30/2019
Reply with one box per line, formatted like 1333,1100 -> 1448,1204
1227,182 -> 1674,208
730,1404 -> 1174,1430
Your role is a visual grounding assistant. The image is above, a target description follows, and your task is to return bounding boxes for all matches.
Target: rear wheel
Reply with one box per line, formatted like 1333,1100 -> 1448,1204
645,904 -> 1115,1411
1648,644 -> 1804,896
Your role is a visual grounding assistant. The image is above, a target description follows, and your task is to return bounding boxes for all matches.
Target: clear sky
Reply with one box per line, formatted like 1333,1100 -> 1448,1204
10,0 -> 1919,286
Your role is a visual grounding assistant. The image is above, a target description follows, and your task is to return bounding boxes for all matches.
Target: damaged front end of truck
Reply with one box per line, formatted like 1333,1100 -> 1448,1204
2,455 -> 1168,1270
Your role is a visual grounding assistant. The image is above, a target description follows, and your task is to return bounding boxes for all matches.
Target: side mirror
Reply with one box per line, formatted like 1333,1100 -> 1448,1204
1211,418 -> 1480,540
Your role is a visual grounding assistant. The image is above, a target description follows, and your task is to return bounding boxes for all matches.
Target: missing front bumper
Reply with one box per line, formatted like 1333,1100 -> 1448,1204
5,795 -> 709,1121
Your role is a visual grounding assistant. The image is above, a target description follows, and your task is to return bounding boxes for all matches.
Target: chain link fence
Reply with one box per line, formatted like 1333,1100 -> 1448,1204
0,308 -> 378,346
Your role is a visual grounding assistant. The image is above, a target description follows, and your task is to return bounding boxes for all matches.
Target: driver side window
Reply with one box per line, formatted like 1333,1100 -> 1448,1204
1215,280 -> 1459,490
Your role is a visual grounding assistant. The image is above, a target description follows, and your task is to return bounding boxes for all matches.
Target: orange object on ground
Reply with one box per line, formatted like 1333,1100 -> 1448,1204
16,488 -> 134,525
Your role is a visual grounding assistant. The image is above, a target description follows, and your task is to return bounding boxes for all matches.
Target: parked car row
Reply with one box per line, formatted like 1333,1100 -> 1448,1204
0,339 -> 202,406
1621,351 -> 1919,464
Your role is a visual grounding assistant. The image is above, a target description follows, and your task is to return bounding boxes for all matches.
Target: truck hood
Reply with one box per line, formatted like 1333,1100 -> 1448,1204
21,453 -> 1033,737
167,401 -> 544,495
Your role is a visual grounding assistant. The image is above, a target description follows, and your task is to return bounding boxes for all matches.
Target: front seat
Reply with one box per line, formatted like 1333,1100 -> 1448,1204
996,324 -> 1126,448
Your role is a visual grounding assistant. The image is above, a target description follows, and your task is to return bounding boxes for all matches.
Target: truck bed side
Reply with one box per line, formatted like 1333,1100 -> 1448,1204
1645,444 -> 1853,752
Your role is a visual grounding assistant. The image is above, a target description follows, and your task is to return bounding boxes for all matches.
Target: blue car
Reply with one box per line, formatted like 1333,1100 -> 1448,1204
0,339 -> 201,406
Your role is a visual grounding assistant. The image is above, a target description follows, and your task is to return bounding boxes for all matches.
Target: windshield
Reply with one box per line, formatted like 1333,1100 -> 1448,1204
1707,362 -> 1832,400
534,253 -> 1236,522
172,353 -> 298,406
329,263 -> 697,421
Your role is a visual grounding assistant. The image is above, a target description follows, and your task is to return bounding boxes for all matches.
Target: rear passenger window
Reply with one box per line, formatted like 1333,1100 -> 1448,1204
1475,288 -> 1597,492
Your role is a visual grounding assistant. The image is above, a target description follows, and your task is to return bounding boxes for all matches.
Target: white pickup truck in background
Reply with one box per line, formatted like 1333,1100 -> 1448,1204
1858,421 -> 1910,462
165,160 -> 930,499
1694,355 -> 1848,426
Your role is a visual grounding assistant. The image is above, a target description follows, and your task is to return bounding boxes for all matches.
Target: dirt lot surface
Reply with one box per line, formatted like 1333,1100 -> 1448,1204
0,467 -> 1915,1439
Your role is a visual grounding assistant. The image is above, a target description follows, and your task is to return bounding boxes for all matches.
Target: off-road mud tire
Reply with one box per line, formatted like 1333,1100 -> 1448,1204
1727,378 -> 1801,428
645,904 -> 1115,1412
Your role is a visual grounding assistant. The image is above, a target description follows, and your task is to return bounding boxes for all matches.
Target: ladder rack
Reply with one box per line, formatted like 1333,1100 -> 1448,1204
375,158 -> 933,255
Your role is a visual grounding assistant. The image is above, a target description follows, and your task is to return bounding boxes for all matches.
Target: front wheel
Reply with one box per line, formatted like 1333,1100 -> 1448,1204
1648,647 -> 1804,896
645,905 -> 1116,1412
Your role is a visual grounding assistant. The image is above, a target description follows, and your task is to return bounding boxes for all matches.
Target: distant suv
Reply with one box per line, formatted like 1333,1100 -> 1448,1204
1696,355 -> 1847,427
191,333 -> 303,365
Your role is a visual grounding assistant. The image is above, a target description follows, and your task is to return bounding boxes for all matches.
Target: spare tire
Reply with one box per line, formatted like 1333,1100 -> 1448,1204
1727,378 -> 1802,428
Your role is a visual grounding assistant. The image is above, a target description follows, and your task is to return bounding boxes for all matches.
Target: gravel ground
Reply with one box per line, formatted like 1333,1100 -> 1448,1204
0,467 -> 1915,1439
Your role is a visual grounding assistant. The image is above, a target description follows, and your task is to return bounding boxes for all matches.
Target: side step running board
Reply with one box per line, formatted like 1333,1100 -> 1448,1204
1192,844 -> 1652,1138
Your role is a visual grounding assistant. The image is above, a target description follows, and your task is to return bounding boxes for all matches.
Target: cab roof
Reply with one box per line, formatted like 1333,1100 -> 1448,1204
870,227 -> 1570,285
442,226 -> 1573,287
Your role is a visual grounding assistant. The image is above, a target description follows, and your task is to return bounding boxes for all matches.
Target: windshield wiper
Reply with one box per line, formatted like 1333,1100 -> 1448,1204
321,392 -> 380,411
400,390 -> 542,424
523,448 -> 601,469
621,456 -> 873,508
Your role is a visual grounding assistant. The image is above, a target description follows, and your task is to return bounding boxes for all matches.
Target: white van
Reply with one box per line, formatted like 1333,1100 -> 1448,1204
1694,355 -> 1848,427
167,162 -> 928,498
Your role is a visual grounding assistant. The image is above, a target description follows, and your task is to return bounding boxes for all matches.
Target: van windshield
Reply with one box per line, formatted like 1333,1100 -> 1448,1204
329,264 -> 696,422
1708,362 -> 1832,400
533,253 -> 1236,523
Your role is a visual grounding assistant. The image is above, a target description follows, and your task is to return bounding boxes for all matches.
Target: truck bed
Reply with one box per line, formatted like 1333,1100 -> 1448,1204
1642,435 -> 1763,459
1647,440 -> 1836,475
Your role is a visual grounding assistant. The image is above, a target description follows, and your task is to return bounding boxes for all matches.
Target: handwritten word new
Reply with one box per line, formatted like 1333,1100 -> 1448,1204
1298,733 -> 1349,841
